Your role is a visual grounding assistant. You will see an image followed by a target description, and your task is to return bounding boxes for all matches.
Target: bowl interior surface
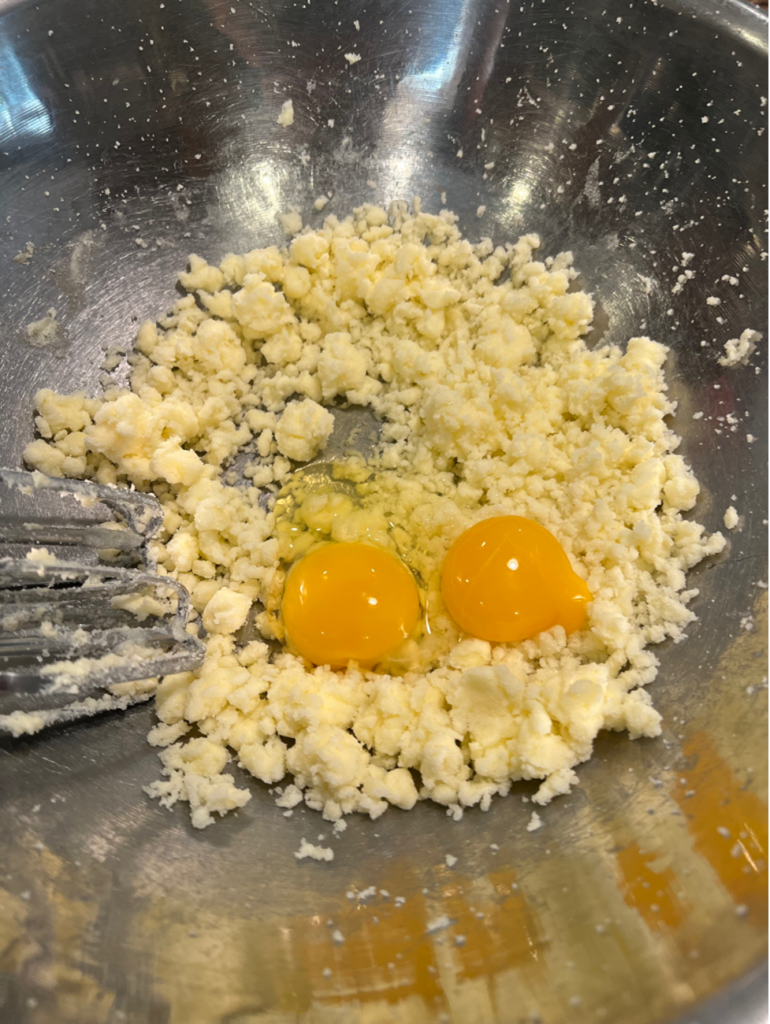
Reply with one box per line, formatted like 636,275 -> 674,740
0,0 -> 767,1022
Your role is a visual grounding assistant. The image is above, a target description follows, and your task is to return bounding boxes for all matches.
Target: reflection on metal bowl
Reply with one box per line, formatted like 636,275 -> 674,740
0,0 -> 766,1021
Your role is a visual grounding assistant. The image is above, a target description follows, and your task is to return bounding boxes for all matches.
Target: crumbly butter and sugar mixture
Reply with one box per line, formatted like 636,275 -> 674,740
24,201 -> 726,828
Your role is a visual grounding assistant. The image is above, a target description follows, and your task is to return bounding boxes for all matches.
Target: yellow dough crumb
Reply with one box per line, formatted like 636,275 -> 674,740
276,99 -> 294,127
24,201 -> 725,828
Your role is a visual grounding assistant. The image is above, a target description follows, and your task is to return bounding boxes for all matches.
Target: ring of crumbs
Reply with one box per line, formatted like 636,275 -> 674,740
24,201 -> 725,829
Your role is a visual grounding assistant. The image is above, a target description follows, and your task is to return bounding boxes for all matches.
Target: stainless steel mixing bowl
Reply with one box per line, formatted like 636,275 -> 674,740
0,0 -> 766,1021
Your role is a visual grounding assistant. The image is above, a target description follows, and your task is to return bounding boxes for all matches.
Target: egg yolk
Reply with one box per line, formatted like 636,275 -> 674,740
441,516 -> 592,643
282,542 -> 421,669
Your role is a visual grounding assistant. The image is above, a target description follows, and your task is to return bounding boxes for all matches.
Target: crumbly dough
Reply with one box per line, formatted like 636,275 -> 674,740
295,838 -> 334,861
723,506 -> 739,530
24,201 -> 725,828
25,308 -> 60,348
718,328 -> 761,367
276,99 -> 294,128
274,398 -> 335,461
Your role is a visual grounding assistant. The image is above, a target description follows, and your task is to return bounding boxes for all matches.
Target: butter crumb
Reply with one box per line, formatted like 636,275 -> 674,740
277,99 -> 294,127
295,838 -> 334,862
723,506 -> 739,530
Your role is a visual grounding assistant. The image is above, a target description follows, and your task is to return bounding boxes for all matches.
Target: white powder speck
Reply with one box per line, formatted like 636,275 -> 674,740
344,53 -> 362,64
445,854 -> 457,868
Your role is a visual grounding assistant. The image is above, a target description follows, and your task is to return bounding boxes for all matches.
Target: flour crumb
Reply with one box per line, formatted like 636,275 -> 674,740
344,52 -> 362,64
277,99 -> 294,127
527,811 -> 543,832
25,309 -> 60,348
295,838 -> 334,862
476,205 -> 487,218
279,208 -> 303,235
13,241 -> 35,264
718,329 -> 761,367
445,853 -> 458,868
276,784 -> 304,809
723,506 -> 739,531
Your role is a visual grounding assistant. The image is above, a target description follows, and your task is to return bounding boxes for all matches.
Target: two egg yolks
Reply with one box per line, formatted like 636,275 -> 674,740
281,517 -> 592,668
441,515 -> 592,643
282,542 -> 421,670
